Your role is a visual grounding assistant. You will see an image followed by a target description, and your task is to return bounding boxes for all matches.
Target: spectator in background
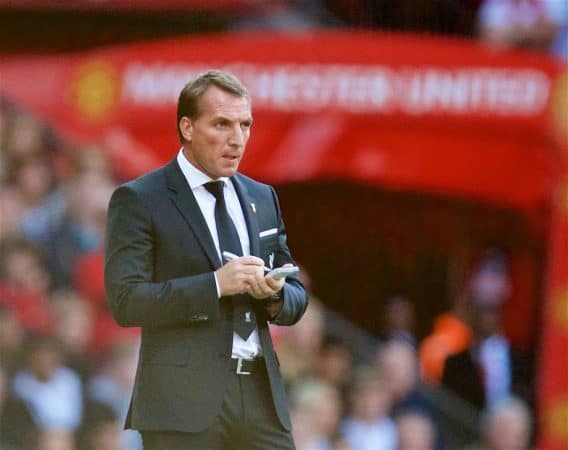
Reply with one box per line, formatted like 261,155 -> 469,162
419,292 -> 472,383
85,339 -> 142,450
0,183 -> 25,239
395,409 -> 437,450
546,0 -> 568,58
477,0 -> 562,53
10,336 -> 83,442
329,435 -> 352,450
0,366 -> 7,450
0,237 -> 52,334
314,335 -> 353,399
35,429 -> 75,450
68,144 -> 114,179
1,112 -> 59,237
463,396 -> 532,450
39,171 -> 114,287
73,250 -> 140,357
380,295 -> 416,346
277,297 -> 325,383
442,250 -> 530,411
376,340 -> 433,418
80,404 -> 124,450
49,289 -> 94,380
21,144 -> 113,251
290,377 -> 343,450
0,306 -> 24,373
11,156 -> 57,211
2,114 -> 49,163
341,367 -> 397,450
0,364 -> 38,450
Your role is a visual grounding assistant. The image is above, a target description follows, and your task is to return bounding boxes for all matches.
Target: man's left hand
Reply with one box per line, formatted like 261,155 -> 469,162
245,263 -> 292,299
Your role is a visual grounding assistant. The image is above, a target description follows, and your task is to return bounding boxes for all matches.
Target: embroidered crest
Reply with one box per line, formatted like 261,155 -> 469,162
268,252 -> 275,269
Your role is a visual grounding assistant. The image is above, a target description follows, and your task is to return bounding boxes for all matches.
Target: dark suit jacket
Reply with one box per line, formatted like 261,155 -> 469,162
441,343 -> 533,411
104,158 -> 308,433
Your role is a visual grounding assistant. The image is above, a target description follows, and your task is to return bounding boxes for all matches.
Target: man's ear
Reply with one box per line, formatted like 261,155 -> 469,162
179,116 -> 193,142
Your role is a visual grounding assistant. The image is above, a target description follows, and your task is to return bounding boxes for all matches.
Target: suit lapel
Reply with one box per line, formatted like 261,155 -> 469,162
231,174 -> 260,258
165,159 -> 222,269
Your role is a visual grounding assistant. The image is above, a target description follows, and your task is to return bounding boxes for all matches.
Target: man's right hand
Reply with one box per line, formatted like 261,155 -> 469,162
216,256 -> 265,296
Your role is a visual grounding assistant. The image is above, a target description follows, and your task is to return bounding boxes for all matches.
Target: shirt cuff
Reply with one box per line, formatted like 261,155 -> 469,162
213,272 -> 221,298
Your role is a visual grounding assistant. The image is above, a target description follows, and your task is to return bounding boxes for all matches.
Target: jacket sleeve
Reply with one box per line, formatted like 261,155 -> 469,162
104,185 -> 221,328
267,186 -> 308,326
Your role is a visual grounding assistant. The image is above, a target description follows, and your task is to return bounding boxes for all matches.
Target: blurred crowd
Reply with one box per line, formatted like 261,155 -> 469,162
276,253 -> 534,450
0,101 -> 140,450
0,99 -> 536,449
241,0 -> 567,59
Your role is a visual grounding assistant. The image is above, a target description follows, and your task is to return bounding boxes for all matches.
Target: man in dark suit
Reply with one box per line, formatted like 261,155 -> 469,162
441,252 -> 532,412
104,70 -> 308,450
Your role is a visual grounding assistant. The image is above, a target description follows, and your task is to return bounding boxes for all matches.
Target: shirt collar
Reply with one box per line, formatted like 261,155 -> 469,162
177,149 -> 229,190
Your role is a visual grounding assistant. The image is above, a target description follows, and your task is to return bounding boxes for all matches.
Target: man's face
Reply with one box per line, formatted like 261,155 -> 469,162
180,86 -> 252,179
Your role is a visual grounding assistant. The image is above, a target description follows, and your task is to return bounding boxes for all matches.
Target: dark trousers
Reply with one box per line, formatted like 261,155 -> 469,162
141,365 -> 295,450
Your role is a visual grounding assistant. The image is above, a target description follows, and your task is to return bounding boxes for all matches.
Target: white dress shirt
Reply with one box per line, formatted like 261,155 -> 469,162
478,333 -> 511,408
177,150 -> 262,358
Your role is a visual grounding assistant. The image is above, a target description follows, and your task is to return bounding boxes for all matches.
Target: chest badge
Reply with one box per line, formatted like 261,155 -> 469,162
268,252 -> 275,269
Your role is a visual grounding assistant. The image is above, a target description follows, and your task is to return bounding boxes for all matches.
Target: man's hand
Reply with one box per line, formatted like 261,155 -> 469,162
216,256 -> 265,296
245,263 -> 293,299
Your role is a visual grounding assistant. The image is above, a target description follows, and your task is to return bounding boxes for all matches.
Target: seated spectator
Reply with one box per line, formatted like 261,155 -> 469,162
10,336 -> 83,435
73,250 -> 140,357
376,340 -> 443,448
419,298 -> 472,383
0,364 -> 38,450
376,340 -> 434,417
277,297 -> 325,383
442,251 -> 531,411
395,409 -> 437,450
341,367 -> 397,450
290,377 -> 342,450
314,335 -> 353,397
462,396 -> 532,450
0,237 -> 52,334
1,153 -> 59,242
86,339 -> 142,450
36,429 -> 75,450
0,185 -> 26,239
21,144 -> 114,253
49,289 -> 94,380
0,306 -> 24,373
2,113 -> 49,164
380,295 -> 416,346
68,143 -> 114,180
11,156 -> 58,212
477,0 -> 560,52
79,399 -> 124,450
31,171 -> 115,288
0,366 -> 7,449
329,435 -> 353,450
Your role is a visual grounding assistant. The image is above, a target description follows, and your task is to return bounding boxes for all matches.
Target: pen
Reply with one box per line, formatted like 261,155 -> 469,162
222,251 -> 272,272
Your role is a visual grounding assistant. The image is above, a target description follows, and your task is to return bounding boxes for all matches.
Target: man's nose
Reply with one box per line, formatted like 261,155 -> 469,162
228,125 -> 244,147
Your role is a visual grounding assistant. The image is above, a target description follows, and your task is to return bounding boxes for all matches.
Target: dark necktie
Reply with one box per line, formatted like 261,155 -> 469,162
204,181 -> 256,340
